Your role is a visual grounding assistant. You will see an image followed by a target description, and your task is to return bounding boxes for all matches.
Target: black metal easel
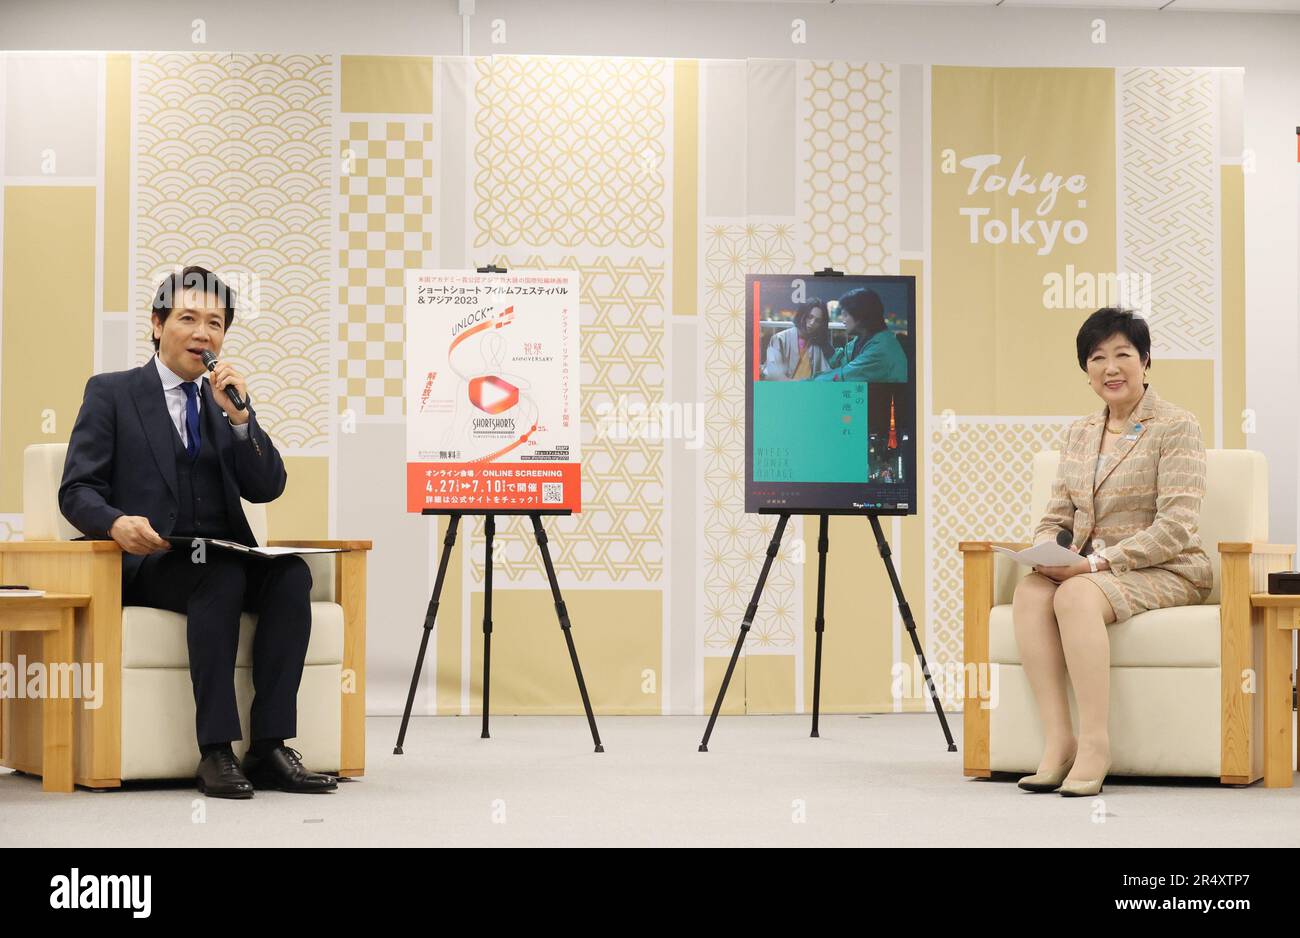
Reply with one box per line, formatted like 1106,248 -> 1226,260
394,510 -> 604,754
394,262 -> 602,754
698,510 -> 956,752
700,264 -> 954,752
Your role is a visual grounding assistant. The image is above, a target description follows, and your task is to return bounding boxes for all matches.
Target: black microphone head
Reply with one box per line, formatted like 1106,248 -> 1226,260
1056,529 -> 1073,548
200,349 -> 217,370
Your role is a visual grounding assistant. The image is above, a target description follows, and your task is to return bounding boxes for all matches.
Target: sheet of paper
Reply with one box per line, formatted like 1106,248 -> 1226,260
991,541 -> 1084,567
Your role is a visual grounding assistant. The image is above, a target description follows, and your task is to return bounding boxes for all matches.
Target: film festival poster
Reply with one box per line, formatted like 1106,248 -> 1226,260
405,269 -> 582,514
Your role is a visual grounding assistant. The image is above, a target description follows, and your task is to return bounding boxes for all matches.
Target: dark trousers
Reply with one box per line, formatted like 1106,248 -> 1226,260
124,547 -> 313,747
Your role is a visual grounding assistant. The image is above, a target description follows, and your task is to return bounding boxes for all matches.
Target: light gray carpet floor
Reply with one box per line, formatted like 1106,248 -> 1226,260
3,714 -> 1299,847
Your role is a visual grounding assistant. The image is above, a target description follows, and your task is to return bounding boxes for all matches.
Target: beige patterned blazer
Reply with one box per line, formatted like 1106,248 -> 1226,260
1033,384 -> 1213,592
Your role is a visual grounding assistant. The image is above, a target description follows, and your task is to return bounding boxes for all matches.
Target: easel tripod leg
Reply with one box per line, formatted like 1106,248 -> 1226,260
699,513 -> 791,752
395,513 -> 461,754
481,514 -> 495,739
530,514 -> 604,753
811,513 -> 829,738
867,515 -> 957,751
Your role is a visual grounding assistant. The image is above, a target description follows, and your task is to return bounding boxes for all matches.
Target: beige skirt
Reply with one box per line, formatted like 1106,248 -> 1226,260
1074,566 -> 1211,624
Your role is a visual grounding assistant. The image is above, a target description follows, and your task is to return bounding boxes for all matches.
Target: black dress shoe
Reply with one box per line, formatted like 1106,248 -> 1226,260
242,746 -> 338,793
196,748 -> 254,799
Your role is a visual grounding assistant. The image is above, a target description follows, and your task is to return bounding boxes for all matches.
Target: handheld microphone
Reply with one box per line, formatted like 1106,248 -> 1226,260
199,350 -> 248,411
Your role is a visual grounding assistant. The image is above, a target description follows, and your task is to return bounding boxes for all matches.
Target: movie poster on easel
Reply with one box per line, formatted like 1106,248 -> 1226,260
745,273 -> 917,515
405,269 -> 582,513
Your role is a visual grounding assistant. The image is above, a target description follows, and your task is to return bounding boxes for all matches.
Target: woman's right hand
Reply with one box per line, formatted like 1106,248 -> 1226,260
1033,545 -> 1080,582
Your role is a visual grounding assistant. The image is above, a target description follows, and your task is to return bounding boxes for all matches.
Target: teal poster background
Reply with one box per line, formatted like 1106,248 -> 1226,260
753,381 -> 869,483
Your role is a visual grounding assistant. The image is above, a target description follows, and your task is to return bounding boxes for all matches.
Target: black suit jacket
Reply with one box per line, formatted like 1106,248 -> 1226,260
58,357 -> 287,584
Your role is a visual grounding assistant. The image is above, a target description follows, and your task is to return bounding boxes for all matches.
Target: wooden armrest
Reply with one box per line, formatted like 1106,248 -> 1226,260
1219,542 -> 1296,556
958,541 -> 1029,553
961,542 -> 999,778
266,539 -> 372,551
1218,542 -> 1294,784
0,540 -> 123,785
0,541 -> 120,553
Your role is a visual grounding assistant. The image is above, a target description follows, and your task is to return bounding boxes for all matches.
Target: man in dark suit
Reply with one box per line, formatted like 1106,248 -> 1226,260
58,265 -> 336,798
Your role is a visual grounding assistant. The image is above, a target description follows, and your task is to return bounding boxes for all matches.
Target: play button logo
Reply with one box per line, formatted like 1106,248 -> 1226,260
468,375 -> 519,415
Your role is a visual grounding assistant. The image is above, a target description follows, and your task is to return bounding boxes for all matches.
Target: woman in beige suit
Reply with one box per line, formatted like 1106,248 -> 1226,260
1014,308 -> 1213,796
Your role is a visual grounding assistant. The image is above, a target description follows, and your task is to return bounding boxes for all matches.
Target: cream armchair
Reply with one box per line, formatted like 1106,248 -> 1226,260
0,443 -> 370,788
961,449 -> 1294,785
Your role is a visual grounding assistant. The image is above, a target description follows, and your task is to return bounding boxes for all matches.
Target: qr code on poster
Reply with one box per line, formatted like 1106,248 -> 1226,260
542,482 -> 563,504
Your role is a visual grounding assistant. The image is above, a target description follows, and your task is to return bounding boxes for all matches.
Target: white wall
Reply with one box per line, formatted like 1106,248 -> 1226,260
5,0 -> 1296,543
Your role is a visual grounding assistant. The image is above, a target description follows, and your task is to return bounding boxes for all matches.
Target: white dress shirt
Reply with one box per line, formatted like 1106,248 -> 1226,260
153,354 -> 249,445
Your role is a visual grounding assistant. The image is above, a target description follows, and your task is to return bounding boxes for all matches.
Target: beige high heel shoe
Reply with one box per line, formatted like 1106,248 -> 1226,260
1018,754 -> 1076,792
1059,759 -> 1112,797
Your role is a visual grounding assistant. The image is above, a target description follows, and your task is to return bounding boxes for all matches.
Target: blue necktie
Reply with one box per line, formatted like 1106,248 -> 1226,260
181,381 -> 201,459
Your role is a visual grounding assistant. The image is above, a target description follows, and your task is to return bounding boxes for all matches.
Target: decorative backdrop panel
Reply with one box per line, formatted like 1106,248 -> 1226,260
133,53 -> 333,452
0,53 -> 1244,717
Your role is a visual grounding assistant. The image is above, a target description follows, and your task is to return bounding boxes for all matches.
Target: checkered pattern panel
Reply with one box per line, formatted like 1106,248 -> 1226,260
337,120 -> 435,417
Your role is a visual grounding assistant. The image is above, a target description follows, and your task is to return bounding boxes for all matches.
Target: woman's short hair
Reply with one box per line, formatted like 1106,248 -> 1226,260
1075,307 -> 1152,371
837,288 -> 886,334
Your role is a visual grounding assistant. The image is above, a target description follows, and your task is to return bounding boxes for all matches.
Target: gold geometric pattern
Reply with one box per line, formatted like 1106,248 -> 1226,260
466,254 -> 665,585
471,55 -> 667,250
926,420 -> 1070,703
801,61 -> 897,273
1119,67 -> 1217,356
701,221 -> 802,651
336,120 -> 435,418
133,53 -> 333,449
